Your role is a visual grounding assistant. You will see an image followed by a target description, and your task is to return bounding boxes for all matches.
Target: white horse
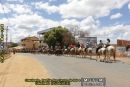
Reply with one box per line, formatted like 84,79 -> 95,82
105,45 -> 116,62
97,45 -> 116,62
70,47 -> 75,56
97,46 -> 106,61
84,47 -> 93,59
77,47 -> 84,58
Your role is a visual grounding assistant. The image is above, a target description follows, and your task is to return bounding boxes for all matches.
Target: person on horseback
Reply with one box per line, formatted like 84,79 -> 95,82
106,38 -> 110,48
80,43 -> 84,48
76,42 -> 80,48
96,40 -> 103,54
86,41 -> 92,48
86,42 -> 89,48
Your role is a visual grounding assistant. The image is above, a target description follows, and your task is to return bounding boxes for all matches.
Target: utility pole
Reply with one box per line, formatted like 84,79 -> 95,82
0,24 -> 4,49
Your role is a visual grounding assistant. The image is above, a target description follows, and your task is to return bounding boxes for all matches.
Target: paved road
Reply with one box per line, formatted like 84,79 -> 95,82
22,53 -> 130,87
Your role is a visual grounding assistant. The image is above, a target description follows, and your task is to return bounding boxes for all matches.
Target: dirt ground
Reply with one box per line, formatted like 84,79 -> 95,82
0,53 -> 53,87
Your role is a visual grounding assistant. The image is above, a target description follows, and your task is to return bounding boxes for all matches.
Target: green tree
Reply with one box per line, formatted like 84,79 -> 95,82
44,26 -> 75,49
10,43 -> 18,47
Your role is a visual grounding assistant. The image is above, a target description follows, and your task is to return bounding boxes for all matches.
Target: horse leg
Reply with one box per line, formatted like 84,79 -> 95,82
113,50 -> 116,62
104,54 -> 106,62
89,53 -> 91,59
82,51 -> 84,58
90,51 -> 92,60
96,53 -> 99,61
98,53 -> 101,61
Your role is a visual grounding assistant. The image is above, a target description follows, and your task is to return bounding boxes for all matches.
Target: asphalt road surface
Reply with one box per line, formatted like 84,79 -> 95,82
22,53 -> 130,87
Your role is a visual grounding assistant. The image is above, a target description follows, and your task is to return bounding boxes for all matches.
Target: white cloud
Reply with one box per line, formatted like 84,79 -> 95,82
49,0 -> 56,2
60,19 -> 79,26
6,0 -> 24,3
80,16 -> 99,30
8,4 -> 32,14
94,24 -> 130,43
128,3 -> 130,10
59,0 -> 129,18
0,3 -> 32,14
110,13 -> 122,19
33,0 -> 129,18
35,2 -> 59,14
0,4 -> 11,13
0,13 -> 59,42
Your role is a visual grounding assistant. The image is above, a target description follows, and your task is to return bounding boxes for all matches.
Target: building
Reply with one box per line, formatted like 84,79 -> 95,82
117,39 -> 130,52
77,37 -> 97,47
37,27 -> 54,47
21,36 -> 39,49
117,39 -> 130,47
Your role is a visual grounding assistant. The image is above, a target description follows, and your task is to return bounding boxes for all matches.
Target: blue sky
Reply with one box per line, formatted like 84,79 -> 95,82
0,0 -> 130,43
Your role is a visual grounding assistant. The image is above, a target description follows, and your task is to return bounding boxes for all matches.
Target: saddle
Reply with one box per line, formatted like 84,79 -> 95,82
105,44 -> 110,48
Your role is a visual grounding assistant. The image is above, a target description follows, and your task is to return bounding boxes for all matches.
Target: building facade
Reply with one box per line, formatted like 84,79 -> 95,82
37,28 -> 54,47
21,36 -> 39,49
77,37 -> 97,47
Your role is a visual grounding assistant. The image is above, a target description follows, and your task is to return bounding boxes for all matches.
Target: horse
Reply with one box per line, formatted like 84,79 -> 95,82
96,46 -> 106,61
69,47 -> 76,56
47,48 -> 54,55
55,48 -> 63,56
77,47 -> 84,58
105,45 -> 116,62
96,44 -> 116,62
63,47 -> 71,56
85,47 -> 93,59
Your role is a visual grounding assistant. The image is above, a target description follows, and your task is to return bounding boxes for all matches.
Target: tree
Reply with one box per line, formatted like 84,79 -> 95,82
44,26 -> 75,49
10,43 -> 18,47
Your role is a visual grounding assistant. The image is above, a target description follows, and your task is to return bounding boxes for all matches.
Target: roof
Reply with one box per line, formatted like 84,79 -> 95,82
21,36 -> 39,41
37,27 -> 54,35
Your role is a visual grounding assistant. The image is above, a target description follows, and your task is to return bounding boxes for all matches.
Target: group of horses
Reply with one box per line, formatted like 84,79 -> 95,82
39,44 -> 116,63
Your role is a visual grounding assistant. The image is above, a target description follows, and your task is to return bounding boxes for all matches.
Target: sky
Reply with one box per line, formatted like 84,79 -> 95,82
0,0 -> 130,43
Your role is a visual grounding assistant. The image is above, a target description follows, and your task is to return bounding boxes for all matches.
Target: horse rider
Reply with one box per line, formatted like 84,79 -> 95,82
106,38 -> 110,48
96,40 -> 103,54
76,42 -> 80,48
80,43 -> 84,48
86,42 -> 89,48
86,41 -> 92,48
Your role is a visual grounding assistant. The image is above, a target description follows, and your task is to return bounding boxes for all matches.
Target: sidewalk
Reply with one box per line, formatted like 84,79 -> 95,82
0,53 -> 52,87
117,57 -> 130,64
